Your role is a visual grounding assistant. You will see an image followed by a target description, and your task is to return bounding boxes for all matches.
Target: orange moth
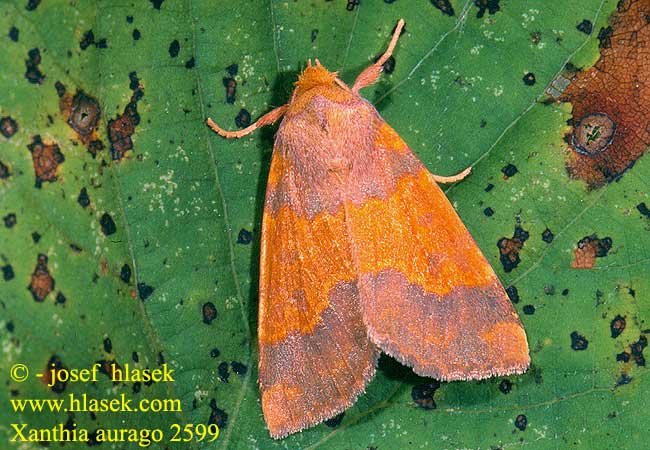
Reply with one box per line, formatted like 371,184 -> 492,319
207,19 -> 530,439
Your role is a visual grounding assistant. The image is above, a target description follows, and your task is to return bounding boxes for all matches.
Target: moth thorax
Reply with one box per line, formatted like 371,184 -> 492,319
295,65 -> 337,93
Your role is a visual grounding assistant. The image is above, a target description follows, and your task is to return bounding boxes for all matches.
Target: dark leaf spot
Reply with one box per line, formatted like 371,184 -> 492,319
483,207 -> 494,217
210,347 -> 220,358
3,213 -> 16,228
103,337 -> 112,353
522,304 -> 535,315
577,19 -> 593,35
522,72 -> 536,86
26,0 -> 41,11
9,26 -> 19,42
132,352 -> 139,362
311,29 -> 319,42
637,202 -> 650,218
208,400 -> 228,429
0,161 -> 10,179
185,57 -> 195,69
501,163 -> 518,178
120,264 -> 132,283
80,30 -> 95,50
382,55 -> 396,74
570,331 -> 589,351
235,109 -> 251,128
77,187 -> 90,208
597,26 -> 613,48
31,231 -> 41,243
25,48 -> 44,84
54,81 -> 66,98
168,39 -> 180,58
475,0 -> 501,18
541,228 -> 554,243
202,301 -> 217,324
629,335 -> 647,366
484,183 -> 494,192
217,361 -> 229,382
616,352 -> 630,362
411,381 -> 440,409
55,292 -> 66,305
137,283 -> 154,301
431,0 -> 454,16
99,213 -> 116,236
231,361 -> 247,375
237,228 -> 252,245
2,264 -> 15,281
222,77 -> 237,104
498,379 -> 512,394
514,414 -> 527,431
1,116 -> 18,138
610,315 -> 626,338
346,0 -> 360,11
132,29 -> 141,40
561,288 -> 569,296
150,0 -> 164,9
615,373 -> 632,387
225,64 -> 238,77
324,412 -> 345,428
505,285 -> 520,303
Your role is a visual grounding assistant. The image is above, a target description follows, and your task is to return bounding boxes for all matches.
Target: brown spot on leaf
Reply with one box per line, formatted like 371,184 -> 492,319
108,72 -> 143,161
629,335 -> 647,366
561,1 -> 650,188
570,331 -> 589,350
222,77 -> 237,104
514,414 -> 527,431
1,116 -> 18,138
610,315 -> 626,338
202,301 -> 217,324
25,48 -> 44,84
28,254 -> 54,302
571,113 -> 616,156
60,90 -> 104,155
571,234 -> 612,269
27,135 -> 64,188
497,223 -> 529,272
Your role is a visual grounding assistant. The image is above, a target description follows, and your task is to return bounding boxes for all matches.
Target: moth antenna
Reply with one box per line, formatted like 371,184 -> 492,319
352,19 -> 405,93
206,105 -> 288,139
431,166 -> 472,184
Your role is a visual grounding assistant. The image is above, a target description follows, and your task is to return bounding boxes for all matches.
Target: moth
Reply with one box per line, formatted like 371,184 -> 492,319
207,19 -> 530,439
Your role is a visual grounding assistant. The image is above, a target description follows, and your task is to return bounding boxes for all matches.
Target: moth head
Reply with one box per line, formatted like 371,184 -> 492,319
294,60 -> 339,95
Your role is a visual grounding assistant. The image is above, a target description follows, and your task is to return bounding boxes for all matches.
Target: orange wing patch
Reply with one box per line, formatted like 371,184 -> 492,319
258,146 -> 379,438
346,124 -> 530,381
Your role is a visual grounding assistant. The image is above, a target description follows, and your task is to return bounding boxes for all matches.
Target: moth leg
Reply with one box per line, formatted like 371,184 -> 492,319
431,166 -> 472,184
352,19 -> 405,93
206,105 -> 288,139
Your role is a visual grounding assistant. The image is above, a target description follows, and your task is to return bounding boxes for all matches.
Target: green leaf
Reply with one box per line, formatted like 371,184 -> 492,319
1,0 -> 647,449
